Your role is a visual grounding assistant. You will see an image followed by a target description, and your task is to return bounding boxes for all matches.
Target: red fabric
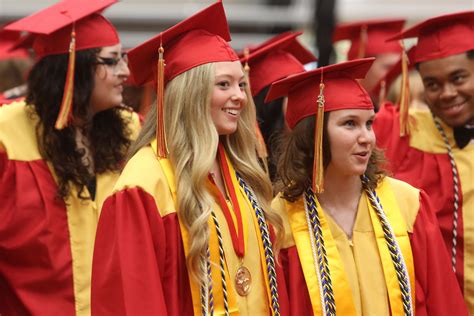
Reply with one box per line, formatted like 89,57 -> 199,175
279,190 -> 468,315
374,104 -> 466,287
410,191 -> 468,316
240,32 -> 317,96
91,188 -> 192,315
278,247 -> 313,315
333,19 -> 405,60
127,2 -> 237,86
0,155 -> 75,315
92,187 -> 291,315
5,0 -> 119,57
389,11 -> 474,64
266,58 -> 375,129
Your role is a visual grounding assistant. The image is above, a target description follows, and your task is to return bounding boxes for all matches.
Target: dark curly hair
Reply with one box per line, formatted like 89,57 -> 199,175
253,85 -> 286,182
275,113 -> 386,202
25,48 -> 132,200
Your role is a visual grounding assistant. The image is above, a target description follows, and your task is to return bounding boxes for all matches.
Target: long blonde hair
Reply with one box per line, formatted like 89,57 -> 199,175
129,62 -> 284,282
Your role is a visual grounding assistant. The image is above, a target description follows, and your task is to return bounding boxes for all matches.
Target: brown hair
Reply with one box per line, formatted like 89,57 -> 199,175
275,113 -> 386,202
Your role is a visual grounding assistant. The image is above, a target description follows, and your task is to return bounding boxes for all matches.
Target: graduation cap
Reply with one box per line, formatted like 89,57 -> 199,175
388,11 -> 474,64
333,19 -> 405,60
266,58 -> 375,192
0,28 -> 29,60
127,1 -> 238,158
239,31 -> 317,97
5,0 -> 119,129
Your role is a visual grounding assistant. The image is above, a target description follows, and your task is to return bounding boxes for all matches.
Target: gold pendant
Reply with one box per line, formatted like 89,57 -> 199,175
235,265 -> 252,296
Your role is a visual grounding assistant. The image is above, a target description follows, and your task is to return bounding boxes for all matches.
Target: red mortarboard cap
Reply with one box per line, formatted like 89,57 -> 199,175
266,58 -> 375,129
5,0 -> 119,58
127,1 -> 238,86
0,28 -> 29,60
389,11 -> 474,64
5,0 -> 119,130
333,19 -> 405,60
239,31 -> 317,96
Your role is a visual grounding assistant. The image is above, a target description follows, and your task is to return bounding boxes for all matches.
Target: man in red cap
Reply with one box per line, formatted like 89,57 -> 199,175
374,11 -> 474,313
266,57 -> 467,315
333,19 -> 405,107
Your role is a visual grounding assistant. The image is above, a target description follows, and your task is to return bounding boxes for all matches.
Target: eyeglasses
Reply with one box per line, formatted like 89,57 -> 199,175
96,52 -> 128,74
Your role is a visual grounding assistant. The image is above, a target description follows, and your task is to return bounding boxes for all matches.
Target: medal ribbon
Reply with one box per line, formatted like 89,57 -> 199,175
208,143 -> 246,258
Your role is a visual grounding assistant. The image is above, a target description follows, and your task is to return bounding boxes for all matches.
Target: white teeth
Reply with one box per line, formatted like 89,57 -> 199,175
223,108 -> 238,115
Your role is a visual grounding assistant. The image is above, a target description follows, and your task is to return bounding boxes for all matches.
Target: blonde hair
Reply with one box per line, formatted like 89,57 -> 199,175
129,62 -> 283,283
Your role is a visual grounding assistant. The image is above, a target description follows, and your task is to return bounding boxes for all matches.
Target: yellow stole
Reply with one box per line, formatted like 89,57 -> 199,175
286,179 -> 415,316
151,140 -> 276,316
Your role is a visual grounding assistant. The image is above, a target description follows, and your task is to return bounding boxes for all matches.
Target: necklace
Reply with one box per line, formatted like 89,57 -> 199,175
432,115 -> 460,272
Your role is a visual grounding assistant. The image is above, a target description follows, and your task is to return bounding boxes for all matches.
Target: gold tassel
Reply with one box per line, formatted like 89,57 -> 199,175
156,41 -> 168,158
399,42 -> 411,136
55,28 -> 76,130
357,25 -> 368,59
313,79 -> 325,193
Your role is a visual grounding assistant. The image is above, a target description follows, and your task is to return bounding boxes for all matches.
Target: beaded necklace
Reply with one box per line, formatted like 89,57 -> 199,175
432,114 -> 461,272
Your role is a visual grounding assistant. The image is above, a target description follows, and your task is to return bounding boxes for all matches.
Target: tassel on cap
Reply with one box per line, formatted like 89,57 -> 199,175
55,26 -> 76,130
398,41 -> 411,136
312,72 -> 325,193
357,24 -> 368,59
156,37 -> 168,158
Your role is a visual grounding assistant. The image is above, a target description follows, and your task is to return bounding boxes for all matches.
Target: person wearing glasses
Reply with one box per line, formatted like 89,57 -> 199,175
0,1 -> 140,315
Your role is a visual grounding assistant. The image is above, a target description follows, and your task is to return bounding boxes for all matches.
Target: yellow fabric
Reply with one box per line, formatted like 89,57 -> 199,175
275,177 -> 419,316
0,101 -> 141,315
147,140 -> 271,315
0,101 -> 42,160
408,109 -> 474,313
367,179 -> 415,316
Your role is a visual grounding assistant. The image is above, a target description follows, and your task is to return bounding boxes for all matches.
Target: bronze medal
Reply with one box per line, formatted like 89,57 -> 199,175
235,265 -> 252,296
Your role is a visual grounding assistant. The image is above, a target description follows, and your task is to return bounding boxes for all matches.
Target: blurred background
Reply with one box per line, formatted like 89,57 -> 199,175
0,0 -> 472,110
1,0 -> 472,65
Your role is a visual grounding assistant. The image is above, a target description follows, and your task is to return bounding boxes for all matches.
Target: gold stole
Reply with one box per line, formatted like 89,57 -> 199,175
151,140 -> 275,315
286,179 -> 415,316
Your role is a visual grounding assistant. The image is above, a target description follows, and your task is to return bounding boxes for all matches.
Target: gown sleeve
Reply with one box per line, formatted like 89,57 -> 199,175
410,191 -> 468,316
279,246 -> 313,315
91,187 -> 191,316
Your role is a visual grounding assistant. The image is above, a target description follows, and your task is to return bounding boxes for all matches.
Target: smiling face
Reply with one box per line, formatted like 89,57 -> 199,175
325,109 -> 376,177
90,43 -> 130,115
419,52 -> 474,127
211,61 -> 248,135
